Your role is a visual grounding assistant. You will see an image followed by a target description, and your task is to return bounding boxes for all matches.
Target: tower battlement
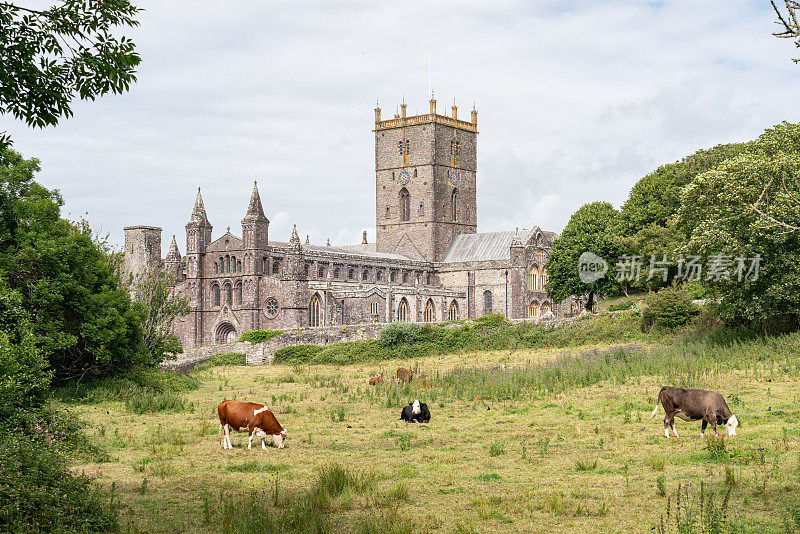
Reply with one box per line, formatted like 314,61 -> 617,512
373,97 -> 478,133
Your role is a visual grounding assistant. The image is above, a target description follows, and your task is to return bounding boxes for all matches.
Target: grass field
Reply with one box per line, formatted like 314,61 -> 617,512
61,336 -> 800,533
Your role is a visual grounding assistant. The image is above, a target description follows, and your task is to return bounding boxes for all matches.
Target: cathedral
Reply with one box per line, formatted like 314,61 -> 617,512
123,97 -> 566,349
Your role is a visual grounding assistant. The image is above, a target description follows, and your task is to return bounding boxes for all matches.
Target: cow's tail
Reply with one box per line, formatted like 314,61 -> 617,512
649,387 -> 665,420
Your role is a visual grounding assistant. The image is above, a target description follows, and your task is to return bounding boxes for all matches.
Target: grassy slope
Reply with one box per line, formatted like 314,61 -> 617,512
63,340 -> 800,533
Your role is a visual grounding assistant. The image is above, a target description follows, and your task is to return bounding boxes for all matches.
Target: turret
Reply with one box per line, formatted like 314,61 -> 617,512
285,225 -> 306,279
185,188 -> 212,256
510,228 -> 525,265
241,182 -> 270,274
123,225 -> 162,282
165,235 -> 183,282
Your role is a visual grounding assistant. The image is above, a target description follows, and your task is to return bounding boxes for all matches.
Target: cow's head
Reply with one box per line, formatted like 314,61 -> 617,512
273,429 -> 287,449
411,400 -> 421,415
724,414 -> 738,436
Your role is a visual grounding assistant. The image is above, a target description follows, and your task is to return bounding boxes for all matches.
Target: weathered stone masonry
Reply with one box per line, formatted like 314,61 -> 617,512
125,98 -> 579,350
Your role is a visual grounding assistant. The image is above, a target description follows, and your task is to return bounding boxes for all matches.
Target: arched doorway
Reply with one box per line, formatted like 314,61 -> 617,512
309,294 -> 322,327
216,322 -> 237,344
541,302 -> 551,316
529,300 -> 540,318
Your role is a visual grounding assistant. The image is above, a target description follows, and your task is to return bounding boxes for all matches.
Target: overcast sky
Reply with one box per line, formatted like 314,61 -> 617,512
4,0 -> 800,255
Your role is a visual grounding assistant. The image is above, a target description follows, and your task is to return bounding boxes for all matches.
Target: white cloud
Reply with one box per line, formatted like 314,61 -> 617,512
3,0 -> 800,255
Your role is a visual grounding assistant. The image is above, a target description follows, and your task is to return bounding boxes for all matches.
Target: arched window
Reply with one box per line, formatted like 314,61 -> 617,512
540,269 -> 548,292
235,283 -> 242,305
237,260 -> 242,273
272,261 -> 280,275
386,206 -> 390,219
334,268 -> 340,279
231,256 -> 235,271
370,301 -> 378,316
528,266 -> 539,291
529,300 -> 540,318
309,294 -> 322,327
304,264 -> 310,276
452,189 -> 458,221
402,272 -> 408,284
541,302 -> 551,316
376,270 -> 383,282
399,188 -> 410,221
362,270 -> 368,280
318,267 -> 325,278
213,285 -> 221,307
397,298 -> 409,322
348,269 -> 354,280
225,284 -> 233,305
424,299 -> 435,322
448,300 -> 459,321
426,273 -> 432,285
390,272 -> 396,283
226,256 -> 231,273
214,262 -> 218,274
483,290 -> 493,316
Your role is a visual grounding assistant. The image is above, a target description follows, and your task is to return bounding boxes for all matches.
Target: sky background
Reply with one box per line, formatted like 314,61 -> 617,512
4,0 -> 800,255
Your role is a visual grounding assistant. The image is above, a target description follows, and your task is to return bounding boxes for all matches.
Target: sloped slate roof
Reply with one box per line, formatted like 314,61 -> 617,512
441,231 -> 518,262
441,228 -> 559,263
270,241 -> 414,262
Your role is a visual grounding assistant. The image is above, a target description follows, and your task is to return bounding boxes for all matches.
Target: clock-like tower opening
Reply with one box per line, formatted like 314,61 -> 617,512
373,97 -> 478,261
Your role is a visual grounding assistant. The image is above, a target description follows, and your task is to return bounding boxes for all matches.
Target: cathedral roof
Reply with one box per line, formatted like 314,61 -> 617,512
441,228 -> 558,263
207,230 -> 243,252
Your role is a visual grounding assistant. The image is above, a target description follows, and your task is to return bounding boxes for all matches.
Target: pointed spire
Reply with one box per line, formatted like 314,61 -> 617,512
289,224 -> 301,249
326,238 -> 331,247
362,230 -> 368,245
305,235 -> 310,245
166,235 -> 182,261
189,187 -> 210,225
243,181 -> 268,223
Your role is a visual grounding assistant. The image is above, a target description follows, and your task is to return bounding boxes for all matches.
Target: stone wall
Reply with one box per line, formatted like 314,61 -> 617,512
162,314 -> 586,373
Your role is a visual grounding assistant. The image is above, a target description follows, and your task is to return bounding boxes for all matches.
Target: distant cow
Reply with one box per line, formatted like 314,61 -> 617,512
217,400 -> 287,450
368,374 -> 383,385
400,399 -> 431,423
649,386 -> 738,438
396,368 -> 415,383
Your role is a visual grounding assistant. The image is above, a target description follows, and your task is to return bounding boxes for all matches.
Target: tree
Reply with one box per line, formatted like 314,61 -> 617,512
545,201 -> 623,312
0,278 -> 52,419
613,143 -> 745,290
0,1 -> 141,147
0,148 -> 147,383
678,121 -> 800,328
772,1 -> 800,62
130,267 -> 188,360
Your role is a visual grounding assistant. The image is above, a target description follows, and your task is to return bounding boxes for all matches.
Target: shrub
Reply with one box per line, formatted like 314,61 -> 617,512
239,330 -> 283,344
609,300 -> 634,312
379,322 -> 428,346
641,286 -> 699,332
272,344 -> 324,364
209,352 -> 246,366
0,435 -> 118,532
125,390 -> 188,414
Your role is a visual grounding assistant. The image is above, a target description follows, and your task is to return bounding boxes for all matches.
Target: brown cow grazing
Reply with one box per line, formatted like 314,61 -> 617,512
217,400 -> 286,450
396,368 -> 414,383
368,374 -> 383,385
649,386 -> 738,438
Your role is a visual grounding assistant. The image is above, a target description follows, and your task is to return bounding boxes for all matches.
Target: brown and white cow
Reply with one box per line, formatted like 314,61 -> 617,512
368,374 -> 383,385
649,386 -> 738,438
396,368 -> 414,383
217,400 -> 286,450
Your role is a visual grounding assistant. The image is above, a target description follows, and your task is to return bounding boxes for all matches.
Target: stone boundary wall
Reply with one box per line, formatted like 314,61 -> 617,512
162,314 -> 587,373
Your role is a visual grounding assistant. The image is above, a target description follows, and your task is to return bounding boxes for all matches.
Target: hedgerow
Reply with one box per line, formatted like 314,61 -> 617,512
239,330 -> 284,344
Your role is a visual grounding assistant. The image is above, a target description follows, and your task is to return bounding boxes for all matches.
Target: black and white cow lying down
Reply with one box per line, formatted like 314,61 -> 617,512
400,400 -> 430,423
650,386 -> 738,438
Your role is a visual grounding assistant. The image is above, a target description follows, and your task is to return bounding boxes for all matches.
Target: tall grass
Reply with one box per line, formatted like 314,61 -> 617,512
430,333 -> 800,401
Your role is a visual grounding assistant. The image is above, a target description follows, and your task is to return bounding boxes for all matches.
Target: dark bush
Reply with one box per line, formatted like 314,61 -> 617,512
273,345 -> 325,364
0,435 -> 118,533
641,286 -> 699,331
378,322 -> 428,346
239,330 -> 284,344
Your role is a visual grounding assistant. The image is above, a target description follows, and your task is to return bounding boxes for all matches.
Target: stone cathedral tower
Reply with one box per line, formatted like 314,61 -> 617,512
374,96 -> 478,261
